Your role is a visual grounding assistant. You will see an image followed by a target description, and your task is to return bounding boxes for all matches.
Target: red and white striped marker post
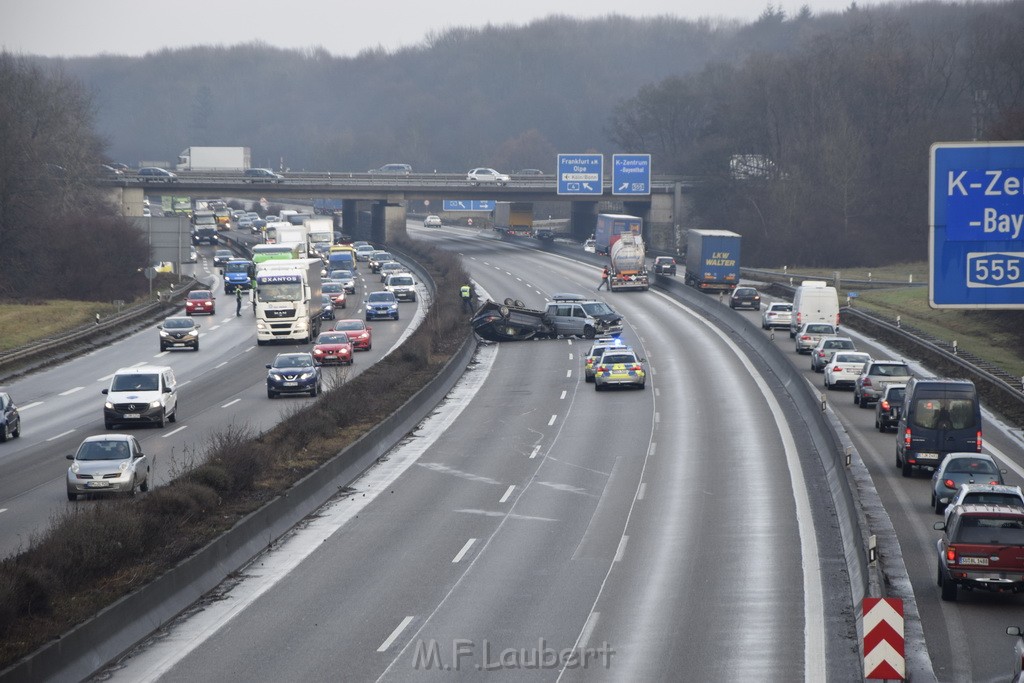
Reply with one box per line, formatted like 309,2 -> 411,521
863,597 -> 905,680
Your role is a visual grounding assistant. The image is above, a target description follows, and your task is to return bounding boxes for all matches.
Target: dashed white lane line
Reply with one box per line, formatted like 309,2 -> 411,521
452,538 -> 477,563
19,401 -> 42,411
548,414 -> 557,426
529,445 -> 541,459
560,390 -> 567,400
614,535 -> 629,562
648,442 -> 656,456
59,386 -> 84,396
162,426 -> 187,438
46,429 -> 75,442
637,482 -> 647,501
565,370 -> 572,378
215,361 -> 228,369
377,616 -> 415,652
222,399 -> 241,408
499,485 -> 515,503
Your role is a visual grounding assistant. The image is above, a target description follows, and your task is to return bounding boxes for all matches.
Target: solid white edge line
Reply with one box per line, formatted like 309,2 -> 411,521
377,616 -> 415,652
451,538 -> 477,563
499,485 -> 515,503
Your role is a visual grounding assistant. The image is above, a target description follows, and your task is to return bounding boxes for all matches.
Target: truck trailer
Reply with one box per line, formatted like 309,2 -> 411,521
594,213 -> 642,256
608,233 -> 649,291
493,202 -> 534,237
684,229 -> 742,292
176,147 -> 251,172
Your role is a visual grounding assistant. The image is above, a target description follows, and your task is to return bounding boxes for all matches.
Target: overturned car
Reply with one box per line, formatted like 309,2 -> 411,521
471,294 -> 623,342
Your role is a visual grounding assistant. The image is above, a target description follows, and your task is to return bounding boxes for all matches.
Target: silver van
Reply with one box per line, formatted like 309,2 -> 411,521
543,294 -> 623,338
102,365 -> 178,429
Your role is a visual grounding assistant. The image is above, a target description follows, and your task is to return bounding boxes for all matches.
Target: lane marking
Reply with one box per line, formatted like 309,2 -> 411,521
59,387 -> 84,396
97,374 -> 114,383
46,429 -> 75,442
654,412 -> 660,424
560,390 -> 567,400
155,351 -> 169,358
209,326 -> 220,331
452,538 -> 476,563
648,442 -> 656,456
0,509 -> 7,514
548,414 -> 557,426
637,482 -> 647,501
577,612 -> 600,651
529,445 -> 541,459
565,370 -> 571,378
499,485 -> 515,503
215,361 -> 228,369
222,399 -> 241,408
377,616 -> 415,652
614,535 -> 629,562
162,426 -> 187,438
19,401 -> 43,411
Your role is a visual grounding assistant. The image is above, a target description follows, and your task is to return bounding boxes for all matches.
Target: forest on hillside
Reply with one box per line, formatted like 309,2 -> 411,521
19,1 -> 1024,267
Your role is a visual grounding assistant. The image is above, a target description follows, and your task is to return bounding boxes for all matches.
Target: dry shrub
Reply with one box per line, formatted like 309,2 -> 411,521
145,481 -> 220,518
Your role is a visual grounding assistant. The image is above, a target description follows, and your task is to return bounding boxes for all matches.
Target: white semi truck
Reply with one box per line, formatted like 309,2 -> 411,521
176,146 -> 251,171
254,258 -> 322,345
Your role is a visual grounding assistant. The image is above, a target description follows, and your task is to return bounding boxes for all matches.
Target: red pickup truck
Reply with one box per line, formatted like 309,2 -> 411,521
935,504 -> 1024,602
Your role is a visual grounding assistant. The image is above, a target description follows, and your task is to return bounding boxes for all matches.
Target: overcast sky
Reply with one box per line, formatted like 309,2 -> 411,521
2,0 -> 879,59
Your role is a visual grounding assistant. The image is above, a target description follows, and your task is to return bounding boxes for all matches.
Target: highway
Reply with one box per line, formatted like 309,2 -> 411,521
0,243 -> 419,559
98,225 -> 857,680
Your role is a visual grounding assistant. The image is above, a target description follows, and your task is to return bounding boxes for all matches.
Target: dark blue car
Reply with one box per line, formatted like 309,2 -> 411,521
266,352 -> 322,399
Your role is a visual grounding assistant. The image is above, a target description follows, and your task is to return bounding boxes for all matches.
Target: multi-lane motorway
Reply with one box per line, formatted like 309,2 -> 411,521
4,221 -> 1023,680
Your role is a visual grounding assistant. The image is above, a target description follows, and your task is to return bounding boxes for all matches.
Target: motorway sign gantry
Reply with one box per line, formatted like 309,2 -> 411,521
612,154 -> 651,195
443,200 -> 495,211
557,154 -> 603,195
930,141 -> 1024,309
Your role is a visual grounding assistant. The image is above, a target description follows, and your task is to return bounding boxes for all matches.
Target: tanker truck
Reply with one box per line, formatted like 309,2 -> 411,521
608,233 -> 649,291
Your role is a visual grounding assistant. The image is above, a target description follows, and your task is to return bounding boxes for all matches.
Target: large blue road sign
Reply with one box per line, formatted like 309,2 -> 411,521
443,200 -> 495,211
557,154 -> 603,195
612,154 -> 651,195
931,142 -> 1024,309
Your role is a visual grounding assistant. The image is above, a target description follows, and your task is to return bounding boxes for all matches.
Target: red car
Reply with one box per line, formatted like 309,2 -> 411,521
185,290 -> 215,315
312,332 -> 354,365
333,319 -> 372,351
322,282 -> 347,309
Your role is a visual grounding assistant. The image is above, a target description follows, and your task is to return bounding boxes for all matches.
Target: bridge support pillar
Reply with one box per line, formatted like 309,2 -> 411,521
342,201 -> 359,240
383,202 -> 407,242
570,201 -> 598,242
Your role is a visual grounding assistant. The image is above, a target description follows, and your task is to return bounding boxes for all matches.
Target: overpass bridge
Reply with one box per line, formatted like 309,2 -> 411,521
101,173 -> 699,250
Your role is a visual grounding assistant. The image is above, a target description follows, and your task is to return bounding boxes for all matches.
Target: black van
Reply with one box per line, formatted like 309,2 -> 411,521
895,378 -> 982,477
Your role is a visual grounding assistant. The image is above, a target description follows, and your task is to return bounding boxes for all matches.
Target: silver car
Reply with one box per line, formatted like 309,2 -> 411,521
761,302 -> 792,330
543,294 -> 623,338
794,322 -> 838,354
66,434 -> 149,500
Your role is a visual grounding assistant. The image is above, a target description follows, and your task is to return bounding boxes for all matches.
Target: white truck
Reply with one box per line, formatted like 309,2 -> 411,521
304,217 -> 335,258
608,233 -> 649,291
176,146 -> 251,172
254,258 -> 322,345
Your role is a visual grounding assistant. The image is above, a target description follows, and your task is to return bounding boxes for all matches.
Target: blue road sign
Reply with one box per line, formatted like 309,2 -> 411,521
930,142 -> 1024,309
443,200 -> 495,211
612,154 -> 651,195
557,154 -> 603,195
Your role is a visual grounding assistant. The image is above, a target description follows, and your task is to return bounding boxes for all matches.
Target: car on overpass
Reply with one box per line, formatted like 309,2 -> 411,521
369,164 -> 412,174
467,167 -> 510,185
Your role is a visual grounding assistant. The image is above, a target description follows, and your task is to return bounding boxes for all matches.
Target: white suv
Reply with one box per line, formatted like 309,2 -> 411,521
467,168 -> 510,185
384,273 -> 417,302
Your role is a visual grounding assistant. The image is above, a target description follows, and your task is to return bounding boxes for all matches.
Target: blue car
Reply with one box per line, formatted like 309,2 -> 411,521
365,291 -> 399,321
266,352 -> 322,399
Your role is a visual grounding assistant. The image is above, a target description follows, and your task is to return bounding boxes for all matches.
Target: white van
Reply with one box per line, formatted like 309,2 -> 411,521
789,281 -> 840,338
102,365 -> 178,429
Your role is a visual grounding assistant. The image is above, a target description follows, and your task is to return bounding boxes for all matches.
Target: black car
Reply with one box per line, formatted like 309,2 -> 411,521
244,167 -> 284,183
319,294 -> 336,321
653,256 -> 677,275
0,392 -> 21,442
213,249 -> 234,267
729,287 -> 761,310
158,316 -> 200,352
266,353 -> 322,399
137,167 -> 177,182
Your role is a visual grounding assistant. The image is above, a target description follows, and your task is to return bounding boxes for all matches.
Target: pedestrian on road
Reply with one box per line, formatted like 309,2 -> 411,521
597,266 -> 609,291
235,288 -> 243,316
461,283 -> 474,313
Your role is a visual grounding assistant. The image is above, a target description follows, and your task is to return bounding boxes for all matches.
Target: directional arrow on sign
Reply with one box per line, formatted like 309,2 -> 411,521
863,598 -> 905,680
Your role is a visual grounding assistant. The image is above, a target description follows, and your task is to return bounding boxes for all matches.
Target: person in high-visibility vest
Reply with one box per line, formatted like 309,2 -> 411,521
460,284 -> 473,313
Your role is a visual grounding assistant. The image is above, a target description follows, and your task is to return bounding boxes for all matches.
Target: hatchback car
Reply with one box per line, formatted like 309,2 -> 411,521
0,392 -> 21,443
369,251 -> 394,273
810,336 -> 857,372
333,319 -> 372,351
729,287 -> 761,310
213,249 -> 234,267
369,163 -> 412,174
423,215 -> 442,228
794,322 -> 838,354
467,167 -> 510,185
266,352 -> 322,398
761,302 -> 793,330
237,216 -> 254,231
322,282 -> 347,309
874,383 -> 906,432
583,239 -> 596,253
319,293 -> 336,321
185,290 -> 215,315
355,245 -> 375,261
244,167 -> 284,183
137,166 -> 177,182
328,269 -> 356,293
312,332 -> 354,366
823,352 -> 871,390
514,168 -> 545,176
158,316 -> 200,352
943,483 -> 1024,524
378,262 -> 407,282
931,453 -> 1005,514
854,360 -> 913,407
66,434 -> 149,500
593,348 -> 647,391
365,291 -> 400,320
653,256 -> 677,275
